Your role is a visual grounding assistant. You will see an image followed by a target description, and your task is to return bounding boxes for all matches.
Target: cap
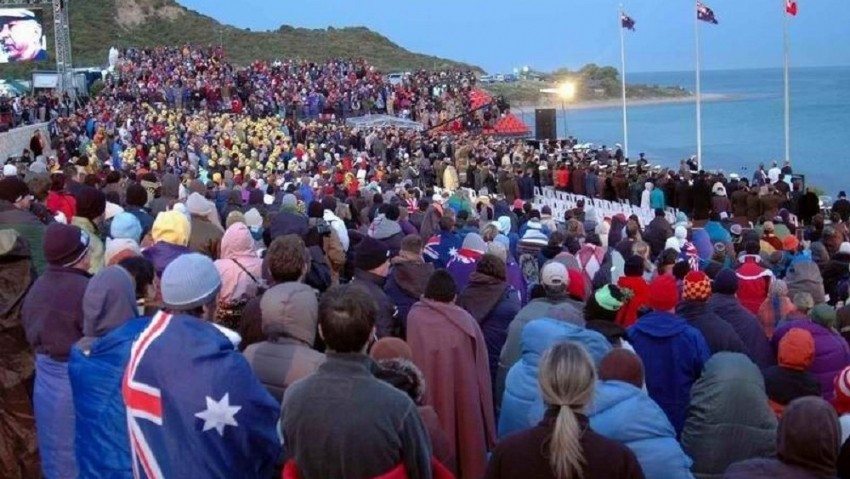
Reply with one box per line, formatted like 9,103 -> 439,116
541,261 -> 568,287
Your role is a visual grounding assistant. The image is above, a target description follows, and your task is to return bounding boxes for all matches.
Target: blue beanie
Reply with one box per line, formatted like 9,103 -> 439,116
161,253 -> 221,311
110,212 -> 143,243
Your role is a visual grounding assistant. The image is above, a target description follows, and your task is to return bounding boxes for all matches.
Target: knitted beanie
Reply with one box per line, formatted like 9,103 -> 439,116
683,271 -> 712,302
648,274 -> 679,311
599,349 -> 645,389
161,253 -> 221,311
110,212 -> 143,243
712,268 -> 739,295
44,223 -> 89,266
354,236 -> 389,271
75,186 -> 106,220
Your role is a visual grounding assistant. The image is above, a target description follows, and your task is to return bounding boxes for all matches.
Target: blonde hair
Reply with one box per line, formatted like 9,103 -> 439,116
481,223 -> 500,242
538,342 -> 597,479
631,240 -> 650,259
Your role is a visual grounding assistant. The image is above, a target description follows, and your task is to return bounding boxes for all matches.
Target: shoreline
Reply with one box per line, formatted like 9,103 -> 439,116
512,93 -> 738,112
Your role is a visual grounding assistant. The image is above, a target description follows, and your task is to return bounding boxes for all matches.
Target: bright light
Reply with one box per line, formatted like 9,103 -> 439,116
557,82 -> 576,100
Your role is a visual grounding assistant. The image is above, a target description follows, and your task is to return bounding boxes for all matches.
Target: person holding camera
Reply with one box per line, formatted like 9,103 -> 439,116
306,200 -> 345,285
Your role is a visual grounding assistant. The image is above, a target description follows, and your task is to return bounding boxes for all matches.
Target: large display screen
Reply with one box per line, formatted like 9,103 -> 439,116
0,8 -> 47,63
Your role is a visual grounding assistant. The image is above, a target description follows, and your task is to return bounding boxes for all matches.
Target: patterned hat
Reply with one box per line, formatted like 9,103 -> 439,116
683,271 -> 712,302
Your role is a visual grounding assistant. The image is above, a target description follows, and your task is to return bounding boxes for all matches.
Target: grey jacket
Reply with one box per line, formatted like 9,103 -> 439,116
282,354 -> 432,479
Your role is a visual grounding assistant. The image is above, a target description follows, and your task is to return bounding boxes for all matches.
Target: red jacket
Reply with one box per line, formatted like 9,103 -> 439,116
616,275 -> 651,327
555,169 -> 570,189
736,256 -> 774,315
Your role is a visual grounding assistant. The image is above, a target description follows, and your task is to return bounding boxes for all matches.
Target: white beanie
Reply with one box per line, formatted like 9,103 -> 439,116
3,164 -> 17,177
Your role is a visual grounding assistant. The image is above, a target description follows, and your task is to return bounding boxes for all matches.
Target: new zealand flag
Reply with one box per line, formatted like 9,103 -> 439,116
697,2 -> 719,24
123,312 -> 281,479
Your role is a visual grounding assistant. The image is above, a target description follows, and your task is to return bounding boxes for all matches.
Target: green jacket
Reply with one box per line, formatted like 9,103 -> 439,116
71,216 -> 104,274
0,200 -> 47,275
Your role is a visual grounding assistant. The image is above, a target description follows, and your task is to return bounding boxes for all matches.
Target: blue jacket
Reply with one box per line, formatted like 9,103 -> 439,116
650,188 -> 666,209
589,380 -> 695,479
69,317 -> 151,479
498,318 -> 611,438
707,294 -> 776,369
628,311 -> 711,436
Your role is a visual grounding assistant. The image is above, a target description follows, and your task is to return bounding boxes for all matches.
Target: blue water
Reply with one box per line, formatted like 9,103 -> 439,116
518,66 -> 850,193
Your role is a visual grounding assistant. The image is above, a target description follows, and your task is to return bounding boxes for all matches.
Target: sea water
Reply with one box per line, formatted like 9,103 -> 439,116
519,66 -> 850,193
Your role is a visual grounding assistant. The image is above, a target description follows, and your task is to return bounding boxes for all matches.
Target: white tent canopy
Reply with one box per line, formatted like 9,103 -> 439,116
345,114 -> 424,131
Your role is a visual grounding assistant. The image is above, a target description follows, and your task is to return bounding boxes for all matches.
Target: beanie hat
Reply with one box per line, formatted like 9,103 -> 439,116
110,212 -> 143,243
126,184 -> 148,207
683,271 -> 712,301
161,253 -> 221,311
599,349 -> 644,389
810,304 -> 837,328
0,177 -> 29,203
594,284 -> 625,312
44,223 -> 90,266
244,208 -> 263,228
321,195 -> 338,212
354,236 -> 389,271
75,186 -> 106,220
713,268 -> 739,295
462,233 -> 487,253
623,255 -> 644,277
307,201 -> 324,219
3,163 -> 17,177
152,210 -> 191,246
496,216 -> 511,235
370,337 -> 414,361
649,274 -> 679,311
834,366 -> 850,415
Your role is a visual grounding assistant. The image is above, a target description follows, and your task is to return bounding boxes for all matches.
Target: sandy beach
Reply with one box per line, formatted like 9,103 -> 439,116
513,92 -> 738,112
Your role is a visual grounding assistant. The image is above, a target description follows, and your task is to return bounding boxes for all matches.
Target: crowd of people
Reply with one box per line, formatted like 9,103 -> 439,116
4,44 -> 850,479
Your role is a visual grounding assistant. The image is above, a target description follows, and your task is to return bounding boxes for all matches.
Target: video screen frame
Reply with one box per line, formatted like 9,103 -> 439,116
0,8 -> 48,63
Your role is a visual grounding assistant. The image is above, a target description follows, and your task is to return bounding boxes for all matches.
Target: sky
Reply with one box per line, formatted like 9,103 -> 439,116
177,0 -> 850,74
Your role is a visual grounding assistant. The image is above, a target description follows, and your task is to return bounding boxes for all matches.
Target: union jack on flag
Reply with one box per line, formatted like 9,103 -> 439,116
621,13 -> 636,31
697,1 -> 719,24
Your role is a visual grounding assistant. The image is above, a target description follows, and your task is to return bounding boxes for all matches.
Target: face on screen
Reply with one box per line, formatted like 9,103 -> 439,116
0,15 -> 44,62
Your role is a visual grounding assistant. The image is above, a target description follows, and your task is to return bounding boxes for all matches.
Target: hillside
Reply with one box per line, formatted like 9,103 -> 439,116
2,0 -> 478,78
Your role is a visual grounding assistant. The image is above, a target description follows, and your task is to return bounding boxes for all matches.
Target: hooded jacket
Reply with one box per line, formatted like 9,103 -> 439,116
736,255 -> 775,315
456,272 -> 521,389
677,300 -> 747,356
708,294 -> 776,369
499,318 -> 611,438
725,397 -> 839,479
244,282 -> 325,403
214,223 -> 263,304
69,266 -> 141,479
370,215 -> 404,256
384,257 -> 434,338
682,353 -> 778,478
590,380 -> 695,479
786,260 -> 828,305
22,264 -> 90,361
773,320 -> 850,400
628,311 -> 712,435
763,328 -> 821,416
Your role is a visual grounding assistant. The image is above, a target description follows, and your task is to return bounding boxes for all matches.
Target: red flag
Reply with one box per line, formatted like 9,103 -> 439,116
786,0 -> 798,16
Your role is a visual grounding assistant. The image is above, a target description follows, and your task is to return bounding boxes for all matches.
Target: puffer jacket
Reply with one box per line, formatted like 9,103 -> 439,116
772,319 -> 850,400
762,328 -> 821,416
384,258 -> 434,338
244,282 -> 324,403
589,380 -> 695,479
736,255 -> 774,315
682,353 -> 778,479
786,260 -> 827,305
498,318 -> 611,438
677,300 -> 747,355
708,294 -> 775,369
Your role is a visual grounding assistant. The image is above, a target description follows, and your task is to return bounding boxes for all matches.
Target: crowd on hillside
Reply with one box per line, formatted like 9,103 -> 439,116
5,45 -> 850,479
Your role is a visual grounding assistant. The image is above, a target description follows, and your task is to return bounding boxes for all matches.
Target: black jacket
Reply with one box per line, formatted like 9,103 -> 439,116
677,300 -> 747,355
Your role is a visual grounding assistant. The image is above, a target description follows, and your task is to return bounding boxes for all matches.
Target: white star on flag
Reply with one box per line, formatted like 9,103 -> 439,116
195,393 -> 241,436
448,247 -> 458,257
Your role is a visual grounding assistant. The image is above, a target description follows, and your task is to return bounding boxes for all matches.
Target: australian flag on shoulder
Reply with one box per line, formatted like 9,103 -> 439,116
122,312 -> 281,479
424,232 -> 462,269
621,13 -> 636,31
697,2 -> 719,24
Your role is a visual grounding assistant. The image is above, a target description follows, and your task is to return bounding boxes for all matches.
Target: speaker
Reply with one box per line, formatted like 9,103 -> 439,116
535,108 -> 556,140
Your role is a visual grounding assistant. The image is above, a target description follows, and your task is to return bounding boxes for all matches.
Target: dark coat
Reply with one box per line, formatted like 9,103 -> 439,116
384,259 -> 434,338
677,300 -> 747,355
21,265 -> 90,361
644,216 -> 673,259
485,408 -> 645,479
352,269 -> 397,338
0,200 -> 47,275
821,252 -> 850,304
187,215 -> 223,259
708,294 -> 776,369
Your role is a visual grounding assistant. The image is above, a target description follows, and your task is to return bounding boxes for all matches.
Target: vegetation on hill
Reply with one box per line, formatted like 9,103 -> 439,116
1,0 -> 478,79
484,64 -> 690,105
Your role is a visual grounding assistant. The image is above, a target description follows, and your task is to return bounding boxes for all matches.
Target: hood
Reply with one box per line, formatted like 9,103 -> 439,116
370,215 -> 402,240
675,300 -> 711,322
160,173 -> 180,199
457,272 -> 508,321
629,311 -> 688,338
786,260 -> 826,303
588,380 -> 677,443
142,241 -> 193,276
104,237 -> 141,266
220,223 -> 257,260
79,266 -> 138,351
260,282 -> 319,345
778,397 -> 839,476
391,260 -> 434,298
690,352 -> 775,427
777,327 -> 815,370
520,318 -> 611,367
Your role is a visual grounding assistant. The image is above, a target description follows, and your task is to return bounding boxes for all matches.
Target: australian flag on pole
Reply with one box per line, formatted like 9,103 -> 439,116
697,2 -> 719,24
621,13 -> 636,31
122,312 -> 281,479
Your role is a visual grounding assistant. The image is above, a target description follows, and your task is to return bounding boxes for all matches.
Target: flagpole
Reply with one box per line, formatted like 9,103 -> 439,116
619,4 -> 630,160
695,0 -> 703,172
783,0 -> 791,165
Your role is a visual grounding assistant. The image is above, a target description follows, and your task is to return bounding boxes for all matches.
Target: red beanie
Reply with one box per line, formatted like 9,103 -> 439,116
683,271 -> 712,302
649,274 -> 679,311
